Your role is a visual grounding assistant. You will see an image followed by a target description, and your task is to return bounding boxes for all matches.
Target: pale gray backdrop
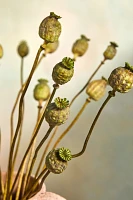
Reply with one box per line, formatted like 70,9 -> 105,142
0,0 -> 133,199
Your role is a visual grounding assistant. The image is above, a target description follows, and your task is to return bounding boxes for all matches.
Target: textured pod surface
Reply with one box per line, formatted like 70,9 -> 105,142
103,42 -> 118,60
39,14 -> 61,43
72,36 -> 89,56
86,78 -> 108,101
33,83 -> 50,101
17,41 -> 29,57
0,44 -> 3,58
52,63 -> 74,85
108,67 -> 133,93
45,149 -> 67,174
45,102 -> 70,126
45,41 -> 59,53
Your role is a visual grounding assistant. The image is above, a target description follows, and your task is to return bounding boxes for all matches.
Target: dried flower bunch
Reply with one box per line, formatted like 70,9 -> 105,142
0,11 -> 133,200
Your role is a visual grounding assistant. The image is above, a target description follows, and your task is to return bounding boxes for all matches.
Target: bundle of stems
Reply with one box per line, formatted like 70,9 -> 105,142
0,11 -> 132,200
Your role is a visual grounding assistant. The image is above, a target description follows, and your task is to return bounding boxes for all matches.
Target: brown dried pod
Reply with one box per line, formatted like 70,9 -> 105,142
86,77 -> 108,101
72,35 -> 90,57
108,62 -> 133,93
45,97 -> 70,126
103,42 -> 118,60
45,149 -> 68,174
0,44 -> 3,58
17,41 -> 29,58
39,12 -> 61,43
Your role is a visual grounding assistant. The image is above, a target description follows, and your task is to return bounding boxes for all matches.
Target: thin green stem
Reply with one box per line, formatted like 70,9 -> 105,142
24,126 -> 54,190
70,58 -> 106,106
72,90 -> 116,158
6,46 -> 44,200
10,83 -> 59,196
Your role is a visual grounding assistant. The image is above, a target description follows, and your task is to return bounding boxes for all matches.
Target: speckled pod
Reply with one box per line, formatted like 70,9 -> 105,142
33,79 -> 50,101
52,57 -> 74,85
86,77 -> 108,101
39,12 -> 61,43
45,149 -> 67,174
45,102 -> 70,126
17,41 -> 29,58
108,63 -> 133,93
45,41 -> 59,54
72,35 -> 90,57
103,42 -> 118,60
0,45 -> 3,58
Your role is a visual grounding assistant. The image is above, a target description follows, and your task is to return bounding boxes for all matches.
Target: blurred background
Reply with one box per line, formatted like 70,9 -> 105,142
0,0 -> 133,199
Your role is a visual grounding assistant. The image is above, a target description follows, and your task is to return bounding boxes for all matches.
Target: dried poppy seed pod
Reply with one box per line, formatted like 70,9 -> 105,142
45,148 -> 68,174
108,62 -> 133,93
39,12 -> 61,43
17,41 -> 29,58
72,35 -> 90,57
0,45 -> 3,58
45,41 -> 59,54
52,57 -> 74,85
86,77 -> 108,101
45,97 -> 70,126
103,42 -> 118,60
33,79 -> 50,101
59,147 -> 72,161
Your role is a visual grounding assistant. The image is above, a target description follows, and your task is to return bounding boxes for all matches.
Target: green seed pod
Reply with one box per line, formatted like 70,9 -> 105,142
52,57 -> 74,85
103,42 -> 118,60
39,12 -> 61,43
45,41 -> 59,54
72,35 -> 90,57
86,77 -> 108,101
0,45 -> 3,58
17,41 -> 29,58
33,79 -> 50,101
45,149 -> 68,174
108,62 -> 133,93
45,97 -> 70,126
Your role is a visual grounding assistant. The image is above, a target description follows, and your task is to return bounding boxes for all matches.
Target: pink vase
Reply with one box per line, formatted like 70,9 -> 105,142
0,172 -> 66,200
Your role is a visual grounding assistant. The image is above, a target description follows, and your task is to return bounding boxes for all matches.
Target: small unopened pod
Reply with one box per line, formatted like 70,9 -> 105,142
52,57 -> 74,85
0,45 -> 3,58
33,79 -> 50,102
72,35 -> 90,57
39,12 -> 61,43
45,148 -> 72,174
108,62 -> 133,93
103,42 -> 118,60
45,97 -> 70,126
86,77 -> 108,101
17,41 -> 29,58
45,41 -> 59,54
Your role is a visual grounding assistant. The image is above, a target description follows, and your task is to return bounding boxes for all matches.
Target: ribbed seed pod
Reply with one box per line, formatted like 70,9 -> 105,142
39,12 -> 61,43
86,77 -> 108,101
103,42 -> 118,60
72,35 -> 90,57
0,45 -> 3,58
45,97 -> 70,126
17,41 -> 29,58
45,149 -> 68,174
52,57 -> 74,85
108,62 -> 133,93
45,41 -> 59,54
33,79 -> 50,101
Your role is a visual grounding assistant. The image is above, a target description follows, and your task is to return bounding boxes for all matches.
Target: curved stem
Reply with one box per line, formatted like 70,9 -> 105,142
70,58 -> 106,106
6,46 -> 44,200
53,98 -> 91,149
10,83 -> 59,196
72,90 -> 116,158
